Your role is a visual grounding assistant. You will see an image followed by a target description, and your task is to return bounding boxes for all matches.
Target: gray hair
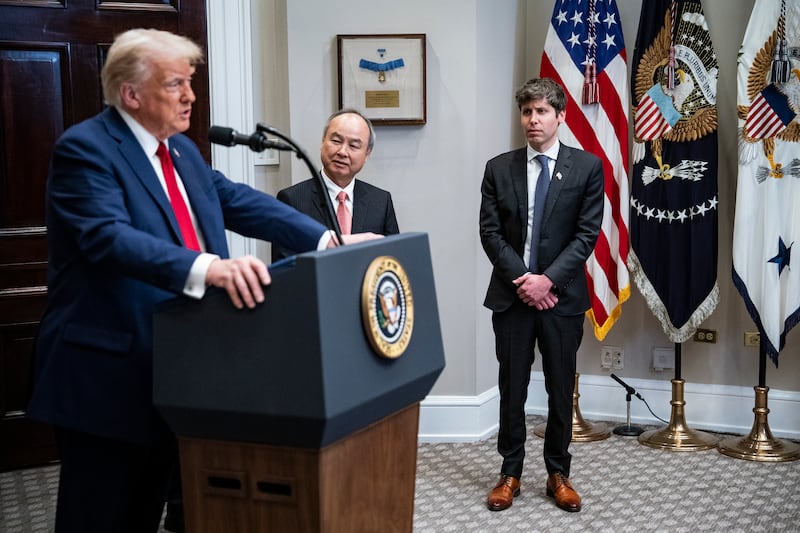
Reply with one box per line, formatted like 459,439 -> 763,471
514,78 -> 567,114
101,28 -> 204,108
323,108 -> 376,152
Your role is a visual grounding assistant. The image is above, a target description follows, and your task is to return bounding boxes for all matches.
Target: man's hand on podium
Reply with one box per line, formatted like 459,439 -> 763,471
327,231 -> 384,247
206,256 -> 271,310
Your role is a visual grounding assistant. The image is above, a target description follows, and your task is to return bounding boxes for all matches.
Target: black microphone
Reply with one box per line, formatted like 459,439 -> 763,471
610,373 -> 637,396
208,125 -> 293,152
610,374 -> 646,437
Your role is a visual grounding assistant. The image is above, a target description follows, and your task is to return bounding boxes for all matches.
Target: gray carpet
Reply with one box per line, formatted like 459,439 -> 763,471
2,416 -> 799,532
414,416 -> 800,532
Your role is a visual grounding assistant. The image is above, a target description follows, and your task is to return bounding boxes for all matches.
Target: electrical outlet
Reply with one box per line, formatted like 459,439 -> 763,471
253,148 -> 279,166
612,348 -> 624,370
744,331 -> 760,347
652,347 -> 674,371
693,328 -> 717,343
600,346 -> 614,369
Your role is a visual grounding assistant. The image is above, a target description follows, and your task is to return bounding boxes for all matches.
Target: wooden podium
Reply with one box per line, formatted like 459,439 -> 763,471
153,234 -> 445,532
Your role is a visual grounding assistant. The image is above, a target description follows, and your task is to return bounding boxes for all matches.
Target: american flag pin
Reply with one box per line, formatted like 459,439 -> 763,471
173,148 -> 181,158
556,172 -> 562,180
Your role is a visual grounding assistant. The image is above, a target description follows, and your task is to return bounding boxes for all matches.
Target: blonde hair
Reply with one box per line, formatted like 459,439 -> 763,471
101,28 -> 204,107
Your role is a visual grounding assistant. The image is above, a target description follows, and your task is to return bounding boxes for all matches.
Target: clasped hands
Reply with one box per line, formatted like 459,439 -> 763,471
513,272 -> 558,310
205,232 -> 382,309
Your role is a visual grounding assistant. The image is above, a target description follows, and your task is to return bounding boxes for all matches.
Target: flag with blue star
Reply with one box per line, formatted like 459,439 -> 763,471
628,0 -> 719,342
733,0 -> 800,365
767,237 -> 792,276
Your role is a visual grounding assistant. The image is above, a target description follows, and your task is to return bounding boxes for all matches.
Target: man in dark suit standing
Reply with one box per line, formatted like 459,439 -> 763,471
26,29 -> 379,533
271,109 -> 399,261
480,78 -> 603,513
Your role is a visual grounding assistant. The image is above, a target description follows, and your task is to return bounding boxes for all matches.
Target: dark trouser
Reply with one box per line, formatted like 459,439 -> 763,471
54,426 -> 178,533
492,301 -> 583,479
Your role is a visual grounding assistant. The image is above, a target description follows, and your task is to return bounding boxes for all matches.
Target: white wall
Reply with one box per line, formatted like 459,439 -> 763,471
282,0 -> 526,396
219,0 -> 800,439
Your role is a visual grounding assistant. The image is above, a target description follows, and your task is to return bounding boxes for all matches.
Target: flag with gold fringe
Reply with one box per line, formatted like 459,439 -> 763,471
628,0 -> 719,342
541,0 -> 630,340
733,0 -> 800,365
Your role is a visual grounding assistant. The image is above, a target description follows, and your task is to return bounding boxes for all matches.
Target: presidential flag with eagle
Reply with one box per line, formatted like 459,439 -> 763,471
734,0 -> 800,365
628,0 -> 720,343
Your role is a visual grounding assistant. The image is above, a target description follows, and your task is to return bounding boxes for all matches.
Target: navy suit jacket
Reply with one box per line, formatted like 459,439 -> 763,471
271,177 -> 399,261
479,144 -> 604,316
27,107 -> 327,444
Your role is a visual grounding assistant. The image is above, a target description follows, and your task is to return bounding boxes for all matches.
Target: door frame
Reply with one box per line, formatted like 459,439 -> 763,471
207,0 -> 258,260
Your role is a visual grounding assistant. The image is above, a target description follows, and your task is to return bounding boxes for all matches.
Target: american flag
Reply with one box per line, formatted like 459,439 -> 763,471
540,0 -> 630,340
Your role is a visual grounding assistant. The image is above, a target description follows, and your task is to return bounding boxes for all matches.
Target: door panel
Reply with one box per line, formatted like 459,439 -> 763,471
0,0 -> 209,471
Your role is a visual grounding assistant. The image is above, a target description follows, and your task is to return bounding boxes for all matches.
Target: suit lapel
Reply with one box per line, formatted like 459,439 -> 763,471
311,182 -> 329,222
104,109 -> 184,243
546,146 -> 573,224
351,180 -> 369,233
510,149 -> 529,244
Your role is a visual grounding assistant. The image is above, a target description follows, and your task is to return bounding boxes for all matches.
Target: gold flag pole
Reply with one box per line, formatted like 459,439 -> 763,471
718,347 -> 800,462
638,343 -> 718,451
719,386 -> 800,461
534,373 -> 610,442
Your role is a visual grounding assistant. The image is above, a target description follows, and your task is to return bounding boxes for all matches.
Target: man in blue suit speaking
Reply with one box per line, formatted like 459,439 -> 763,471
27,28 -> 379,533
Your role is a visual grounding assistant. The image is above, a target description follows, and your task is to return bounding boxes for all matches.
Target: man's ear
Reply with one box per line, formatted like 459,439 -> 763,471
119,83 -> 139,110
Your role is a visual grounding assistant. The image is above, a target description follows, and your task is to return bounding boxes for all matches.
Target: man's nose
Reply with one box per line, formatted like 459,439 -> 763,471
182,84 -> 195,103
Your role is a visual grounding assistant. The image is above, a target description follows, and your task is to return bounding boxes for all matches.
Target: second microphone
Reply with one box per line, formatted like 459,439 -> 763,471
208,125 -> 293,152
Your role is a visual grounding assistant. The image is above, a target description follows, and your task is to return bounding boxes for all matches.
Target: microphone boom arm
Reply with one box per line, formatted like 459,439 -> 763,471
256,123 -> 343,247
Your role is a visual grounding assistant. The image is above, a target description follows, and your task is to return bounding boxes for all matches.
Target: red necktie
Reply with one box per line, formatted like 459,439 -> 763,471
157,142 -> 201,251
336,191 -> 352,235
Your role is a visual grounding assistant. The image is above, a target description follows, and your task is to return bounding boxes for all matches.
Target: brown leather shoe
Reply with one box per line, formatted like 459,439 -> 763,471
487,474 -> 520,511
546,472 -> 582,512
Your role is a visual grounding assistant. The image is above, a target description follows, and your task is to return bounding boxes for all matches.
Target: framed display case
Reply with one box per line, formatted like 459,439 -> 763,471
337,34 -> 426,125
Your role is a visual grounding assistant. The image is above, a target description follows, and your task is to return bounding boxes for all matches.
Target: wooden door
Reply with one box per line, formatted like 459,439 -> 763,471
0,0 -> 210,471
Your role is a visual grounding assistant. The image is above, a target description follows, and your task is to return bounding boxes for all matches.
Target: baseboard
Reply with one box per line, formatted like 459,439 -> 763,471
418,372 -> 800,442
418,387 -> 500,442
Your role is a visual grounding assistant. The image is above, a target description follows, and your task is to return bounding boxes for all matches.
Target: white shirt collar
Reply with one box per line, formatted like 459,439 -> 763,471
320,171 -> 355,199
117,107 -> 162,157
527,140 -> 561,162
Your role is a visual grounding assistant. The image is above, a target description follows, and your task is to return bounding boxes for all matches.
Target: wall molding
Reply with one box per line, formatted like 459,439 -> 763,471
419,372 -> 800,442
206,0 -> 256,258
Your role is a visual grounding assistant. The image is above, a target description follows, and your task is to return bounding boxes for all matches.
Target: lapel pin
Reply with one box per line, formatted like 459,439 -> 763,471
173,148 -> 181,158
555,171 -> 562,181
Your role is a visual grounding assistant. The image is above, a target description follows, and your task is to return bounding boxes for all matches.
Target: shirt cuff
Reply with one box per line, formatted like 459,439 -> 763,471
183,252 -> 220,299
317,231 -> 335,251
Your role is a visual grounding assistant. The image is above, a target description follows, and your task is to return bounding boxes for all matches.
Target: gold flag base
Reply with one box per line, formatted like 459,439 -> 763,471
534,373 -> 610,442
638,379 -> 718,451
718,386 -> 800,462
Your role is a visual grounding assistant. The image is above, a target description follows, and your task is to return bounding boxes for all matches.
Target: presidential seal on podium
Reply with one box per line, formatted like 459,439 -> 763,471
361,255 -> 414,358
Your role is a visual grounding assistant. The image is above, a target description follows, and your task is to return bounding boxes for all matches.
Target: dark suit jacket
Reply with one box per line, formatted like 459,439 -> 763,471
27,107 -> 328,444
271,177 -> 399,261
479,144 -> 604,316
